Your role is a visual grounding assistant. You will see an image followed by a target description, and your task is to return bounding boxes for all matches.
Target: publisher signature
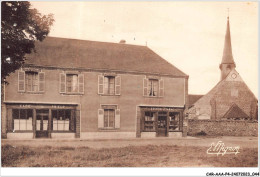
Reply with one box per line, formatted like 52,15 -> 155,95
207,141 -> 240,156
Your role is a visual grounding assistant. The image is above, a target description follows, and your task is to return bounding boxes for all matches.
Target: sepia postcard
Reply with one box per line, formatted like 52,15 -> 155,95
0,1 -> 259,176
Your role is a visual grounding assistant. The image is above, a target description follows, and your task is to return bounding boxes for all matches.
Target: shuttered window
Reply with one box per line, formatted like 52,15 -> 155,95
18,71 -> 45,93
98,75 -> 121,95
98,107 -> 120,129
60,73 -> 84,94
104,109 -> 115,128
143,77 -> 164,97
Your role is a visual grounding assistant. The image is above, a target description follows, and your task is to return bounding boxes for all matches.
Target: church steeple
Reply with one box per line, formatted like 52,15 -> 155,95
219,15 -> 236,80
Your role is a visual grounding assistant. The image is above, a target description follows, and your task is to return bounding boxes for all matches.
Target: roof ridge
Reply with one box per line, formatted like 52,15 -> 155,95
45,36 -> 147,48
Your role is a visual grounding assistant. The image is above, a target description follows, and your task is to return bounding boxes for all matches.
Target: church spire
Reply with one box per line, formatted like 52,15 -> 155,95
219,15 -> 236,80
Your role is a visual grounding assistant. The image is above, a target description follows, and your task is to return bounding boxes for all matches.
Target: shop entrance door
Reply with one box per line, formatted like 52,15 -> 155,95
157,112 -> 167,137
36,109 -> 49,138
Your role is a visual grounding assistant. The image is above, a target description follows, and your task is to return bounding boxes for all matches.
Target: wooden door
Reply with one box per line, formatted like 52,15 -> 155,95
36,110 -> 49,138
157,111 -> 167,137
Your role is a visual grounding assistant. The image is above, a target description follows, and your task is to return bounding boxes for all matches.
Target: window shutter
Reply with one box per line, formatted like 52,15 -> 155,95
159,79 -> 164,97
78,74 -> 84,94
38,72 -> 45,92
75,110 -> 80,138
98,109 -> 104,128
98,75 -> 104,94
115,109 -> 120,129
60,73 -> 66,93
115,76 -> 121,95
18,71 -> 25,92
143,78 -> 148,96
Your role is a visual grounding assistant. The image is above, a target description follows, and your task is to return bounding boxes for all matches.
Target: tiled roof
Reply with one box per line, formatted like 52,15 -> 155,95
188,94 -> 204,106
25,37 -> 188,77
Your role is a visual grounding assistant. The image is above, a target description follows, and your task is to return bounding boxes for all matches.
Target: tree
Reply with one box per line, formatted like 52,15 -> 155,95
1,1 -> 54,83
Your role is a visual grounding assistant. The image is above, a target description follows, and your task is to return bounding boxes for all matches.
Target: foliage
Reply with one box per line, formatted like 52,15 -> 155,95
1,1 -> 54,82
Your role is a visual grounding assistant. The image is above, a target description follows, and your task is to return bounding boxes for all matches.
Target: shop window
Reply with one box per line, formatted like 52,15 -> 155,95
169,112 -> 180,131
144,111 -> 156,131
52,109 -> 75,131
13,109 -> 33,131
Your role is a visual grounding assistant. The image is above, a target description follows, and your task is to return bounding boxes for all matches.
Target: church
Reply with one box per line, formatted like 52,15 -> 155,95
188,16 -> 258,121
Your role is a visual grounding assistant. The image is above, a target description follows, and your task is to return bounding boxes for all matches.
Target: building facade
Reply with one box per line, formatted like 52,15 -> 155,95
188,17 -> 258,120
2,37 -> 189,139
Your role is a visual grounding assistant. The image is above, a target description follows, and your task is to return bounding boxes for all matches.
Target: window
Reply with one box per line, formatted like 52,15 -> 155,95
104,109 -> 115,128
148,79 -> 158,96
98,106 -> 120,129
143,111 -> 156,131
66,74 -> 78,93
51,109 -> 75,131
98,75 -> 121,95
169,112 -> 180,131
26,72 -> 38,92
104,76 -> 115,95
60,73 -> 84,94
143,78 -> 164,97
13,109 -> 33,131
18,71 -> 45,92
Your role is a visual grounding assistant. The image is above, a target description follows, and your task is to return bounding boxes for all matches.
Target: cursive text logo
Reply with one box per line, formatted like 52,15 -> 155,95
207,141 -> 240,156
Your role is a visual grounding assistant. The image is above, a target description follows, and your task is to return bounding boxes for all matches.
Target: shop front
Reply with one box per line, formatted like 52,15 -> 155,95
5,103 -> 80,139
139,106 -> 184,138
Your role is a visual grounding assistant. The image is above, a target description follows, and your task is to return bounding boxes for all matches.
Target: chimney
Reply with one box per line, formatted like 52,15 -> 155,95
119,39 -> 126,44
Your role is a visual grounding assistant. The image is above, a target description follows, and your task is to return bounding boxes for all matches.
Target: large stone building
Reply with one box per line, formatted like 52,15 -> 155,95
1,37 -> 189,139
189,17 -> 258,120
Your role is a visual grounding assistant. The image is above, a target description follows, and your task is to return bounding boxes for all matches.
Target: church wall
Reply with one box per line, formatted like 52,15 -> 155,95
189,75 -> 257,120
188,119 -> 258,136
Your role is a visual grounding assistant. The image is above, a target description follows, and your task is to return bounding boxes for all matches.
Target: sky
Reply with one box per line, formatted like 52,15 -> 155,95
31,1 -> 258,97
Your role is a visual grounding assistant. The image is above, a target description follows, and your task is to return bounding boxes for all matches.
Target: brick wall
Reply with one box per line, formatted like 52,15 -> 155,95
188,119 -> 258,136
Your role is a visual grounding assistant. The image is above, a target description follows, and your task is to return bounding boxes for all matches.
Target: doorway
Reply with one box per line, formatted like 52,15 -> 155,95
36,109 -> 49,138
157,111 -> 167,137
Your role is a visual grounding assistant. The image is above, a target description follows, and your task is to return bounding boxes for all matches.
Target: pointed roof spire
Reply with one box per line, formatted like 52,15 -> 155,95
221,14 -> 235,64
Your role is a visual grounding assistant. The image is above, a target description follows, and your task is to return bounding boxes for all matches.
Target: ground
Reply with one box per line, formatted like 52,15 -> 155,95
1,136 -> 258,167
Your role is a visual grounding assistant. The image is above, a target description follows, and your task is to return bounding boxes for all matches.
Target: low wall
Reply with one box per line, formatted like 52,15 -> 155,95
51,133 -> 76,139
7,133 -> 34,139
188,119 -> 258,136
80,132 -> 136,139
